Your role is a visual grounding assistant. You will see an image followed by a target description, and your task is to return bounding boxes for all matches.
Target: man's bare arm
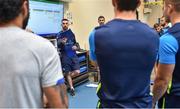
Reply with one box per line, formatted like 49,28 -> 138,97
59,84 -> 68,107
152,64 -> 174,106
43,83 -> 68,108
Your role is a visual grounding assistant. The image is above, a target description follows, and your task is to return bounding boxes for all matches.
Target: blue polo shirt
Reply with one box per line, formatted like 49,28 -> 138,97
89,19 -> 159,108
158,33 -> 178,64
89,29 -> 96,61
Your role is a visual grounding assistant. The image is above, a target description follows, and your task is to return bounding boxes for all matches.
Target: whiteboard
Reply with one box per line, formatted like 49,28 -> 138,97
27,0 -> 64,35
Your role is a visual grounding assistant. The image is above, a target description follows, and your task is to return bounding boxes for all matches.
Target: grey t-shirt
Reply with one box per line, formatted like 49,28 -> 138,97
0,26 -> 64,108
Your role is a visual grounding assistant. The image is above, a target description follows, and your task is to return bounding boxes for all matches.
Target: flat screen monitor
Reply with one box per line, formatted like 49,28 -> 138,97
27,0 -> 64,36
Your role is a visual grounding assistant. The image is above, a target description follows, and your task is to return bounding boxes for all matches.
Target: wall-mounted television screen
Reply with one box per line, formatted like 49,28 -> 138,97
27,0 -> 64,36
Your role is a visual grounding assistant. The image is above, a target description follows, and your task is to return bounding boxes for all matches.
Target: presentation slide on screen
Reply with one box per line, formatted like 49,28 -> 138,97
27,0 -> 64,35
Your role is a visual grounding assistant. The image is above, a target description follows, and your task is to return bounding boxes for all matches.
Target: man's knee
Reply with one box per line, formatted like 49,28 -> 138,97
74,70 -> 80,74
65,72 -> 71,77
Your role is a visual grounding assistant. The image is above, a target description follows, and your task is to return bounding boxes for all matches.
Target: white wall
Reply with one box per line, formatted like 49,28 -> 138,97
65,0 -> 158,49
144,5 -> 163,27
66,0 -> 114,49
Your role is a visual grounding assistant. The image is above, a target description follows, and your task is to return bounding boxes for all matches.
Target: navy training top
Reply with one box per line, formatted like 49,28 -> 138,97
89,19 -> 159,108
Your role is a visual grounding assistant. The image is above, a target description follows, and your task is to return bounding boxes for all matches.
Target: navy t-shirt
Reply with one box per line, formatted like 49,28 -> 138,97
57,29 -> 76,57
89,19 -> 159,108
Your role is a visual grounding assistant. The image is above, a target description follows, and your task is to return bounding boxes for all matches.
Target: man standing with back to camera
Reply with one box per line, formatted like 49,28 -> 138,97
89,0 -> 159,108
57,19 -> 80,96
0,0 -> 68,108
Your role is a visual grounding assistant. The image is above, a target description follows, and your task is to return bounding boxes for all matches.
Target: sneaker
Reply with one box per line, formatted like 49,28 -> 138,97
70,89 -> 75,96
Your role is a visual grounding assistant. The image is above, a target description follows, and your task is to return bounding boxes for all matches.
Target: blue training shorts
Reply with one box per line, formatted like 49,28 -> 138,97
61,55 -> 80,73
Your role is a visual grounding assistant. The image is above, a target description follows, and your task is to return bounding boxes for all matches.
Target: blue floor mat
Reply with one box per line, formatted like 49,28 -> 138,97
68,82 -> 98,108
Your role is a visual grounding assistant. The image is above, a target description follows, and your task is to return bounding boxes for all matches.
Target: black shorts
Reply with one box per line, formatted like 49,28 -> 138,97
97,98 -> 152,108
163,94 -> 180,108
61,55 -> 80,73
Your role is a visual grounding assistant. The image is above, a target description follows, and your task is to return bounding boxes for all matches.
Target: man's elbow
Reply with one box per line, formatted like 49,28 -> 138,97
154,77 -> 170,87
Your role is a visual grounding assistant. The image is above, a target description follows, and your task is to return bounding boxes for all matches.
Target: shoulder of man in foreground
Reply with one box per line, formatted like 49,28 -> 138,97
16,29 -> 64,82
18,29 -> 58,54
22,30 -> 68,108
